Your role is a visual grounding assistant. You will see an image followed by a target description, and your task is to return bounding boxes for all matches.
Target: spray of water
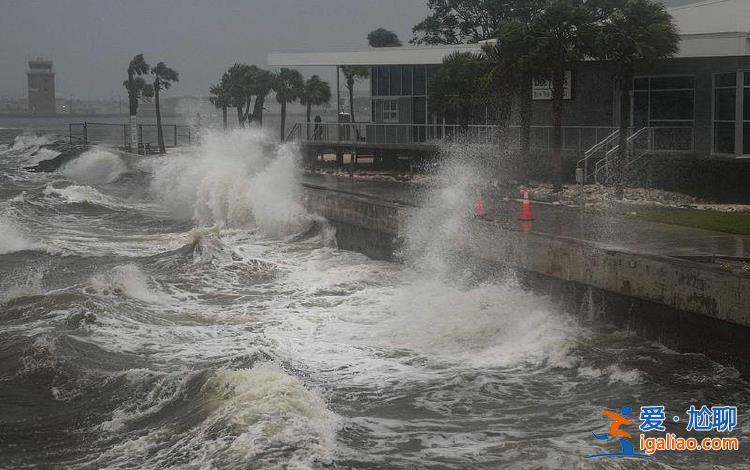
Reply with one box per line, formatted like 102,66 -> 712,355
401,137 -> 500,276
0,215 -> 36,254
148,128 -> 312,237
60,148 -> 129,185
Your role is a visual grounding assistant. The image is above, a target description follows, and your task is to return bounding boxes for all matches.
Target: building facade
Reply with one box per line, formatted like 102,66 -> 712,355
269,0 -> 750,160
27,59 -> 56,115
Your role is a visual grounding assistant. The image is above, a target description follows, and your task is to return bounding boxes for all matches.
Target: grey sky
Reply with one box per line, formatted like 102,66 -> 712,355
1,0 -> 698,100
0,0 -> 427,99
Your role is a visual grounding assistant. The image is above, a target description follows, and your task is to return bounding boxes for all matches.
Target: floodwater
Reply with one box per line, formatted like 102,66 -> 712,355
0,129 -> 749,469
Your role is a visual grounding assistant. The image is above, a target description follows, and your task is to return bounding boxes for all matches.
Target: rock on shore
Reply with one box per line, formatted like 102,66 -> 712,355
25,142 -> 89,172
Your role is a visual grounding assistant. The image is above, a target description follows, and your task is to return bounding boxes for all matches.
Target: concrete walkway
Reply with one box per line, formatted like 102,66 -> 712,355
301,173 -> 750,260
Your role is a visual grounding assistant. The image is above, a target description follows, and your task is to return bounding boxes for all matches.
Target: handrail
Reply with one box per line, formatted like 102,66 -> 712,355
576,129 -> 619,183
593,127 -> 650,184
286,122 -> 301,141
582,130 -> 619,160
603,127 -> 649,158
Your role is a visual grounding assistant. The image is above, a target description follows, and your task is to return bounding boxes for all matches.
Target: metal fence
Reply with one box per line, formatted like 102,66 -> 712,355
288,122 -> 622,154
68,122 -> 191,152
290,121 -> 695,156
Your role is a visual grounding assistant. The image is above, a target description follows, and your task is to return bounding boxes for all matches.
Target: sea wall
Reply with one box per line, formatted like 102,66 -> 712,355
302,184 -> 750,375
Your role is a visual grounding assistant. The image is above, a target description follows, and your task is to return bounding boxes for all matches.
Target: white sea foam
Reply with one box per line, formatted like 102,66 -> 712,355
11,133 -> 54,152
148,128 -> 311,236
60,148 -> 128,184
377,278 -> 576,368
93,365 -> 337,469
43,183 -> 118,206
0,262 -> 46,302
0,215 -> 36,254
90,264 -> 164,303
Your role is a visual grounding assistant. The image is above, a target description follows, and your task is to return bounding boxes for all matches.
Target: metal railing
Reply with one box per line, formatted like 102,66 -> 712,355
68,121 -> 191,152
577,126 -> 695,185
288,121 -> 619,153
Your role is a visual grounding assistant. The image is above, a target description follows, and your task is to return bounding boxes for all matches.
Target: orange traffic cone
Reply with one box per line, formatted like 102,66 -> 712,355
474,192 -> 487,219
519,190 -> 534,221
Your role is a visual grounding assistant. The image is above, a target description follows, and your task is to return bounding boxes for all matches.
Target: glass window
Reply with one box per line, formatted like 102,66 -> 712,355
632,75 -> 695,127
425,65 -> 439,95
715,122 -> 735,154
716,73 -> 737,88
744,122 -> 750,155
633,91 -> 649,127
743,87 -> 750,121
714,73 -> 737,154
402,66 -> 412,95
389,65 -> 401,96
651,76 -> 694,90
377,65 -> 389,96
715,88 -> 736,121
650,90 -> 693,121
633,78 -> 649,90
414,65 -> 426,95
413,97 -> 425,123
370,67 -> 378,96
382,100 -> 398,122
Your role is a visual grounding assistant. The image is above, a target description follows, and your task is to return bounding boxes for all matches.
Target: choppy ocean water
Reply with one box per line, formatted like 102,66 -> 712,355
1,129 -> 749,469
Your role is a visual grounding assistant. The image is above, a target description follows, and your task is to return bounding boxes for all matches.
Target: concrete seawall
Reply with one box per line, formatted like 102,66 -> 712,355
302,184 -> 750,375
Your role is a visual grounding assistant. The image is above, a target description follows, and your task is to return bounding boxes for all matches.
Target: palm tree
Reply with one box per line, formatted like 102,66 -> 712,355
223,64 -> 253,126
123,54 -> 153,152
596,0 -> 679,194
429,51 -> 489,128
340,66 -> 369,123
273,68 -> 304,141
300,75 -> 331,138
151,62 -> 179,154
209,79 -> 231,129
487,1 -> 546,183
248,66 -> 275,125
534,0 -> 597,191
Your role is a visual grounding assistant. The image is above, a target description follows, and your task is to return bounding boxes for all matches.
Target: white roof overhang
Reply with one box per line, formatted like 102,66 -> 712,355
268,44 -> 484,67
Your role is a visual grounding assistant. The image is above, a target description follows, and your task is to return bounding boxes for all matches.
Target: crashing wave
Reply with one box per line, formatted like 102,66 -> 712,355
60,148 -> 129,185
148,129 -> 313,237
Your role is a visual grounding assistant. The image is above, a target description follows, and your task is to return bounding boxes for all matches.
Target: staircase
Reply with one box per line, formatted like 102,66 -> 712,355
577,127 -> 651,185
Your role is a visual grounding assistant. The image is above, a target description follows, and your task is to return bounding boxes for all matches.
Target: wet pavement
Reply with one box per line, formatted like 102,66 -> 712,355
302,173 -> 750,259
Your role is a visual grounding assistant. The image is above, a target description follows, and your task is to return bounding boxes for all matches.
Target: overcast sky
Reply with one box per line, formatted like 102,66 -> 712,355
1,0 -> 697,100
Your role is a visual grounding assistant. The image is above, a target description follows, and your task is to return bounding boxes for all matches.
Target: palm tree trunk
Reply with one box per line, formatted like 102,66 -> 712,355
519,71 -> 533,185
252,96 -> 265,125
280,101 -> 287,141
551,67 -> 564,192
615,68 -> 633,197
155,85 -> 165,154
127,75 -> 138,152
236,106 -> 244,127
306,103 -> 312,139
348,84 -> 356,123
244,101 -> 252,125
222,106 -> 227,129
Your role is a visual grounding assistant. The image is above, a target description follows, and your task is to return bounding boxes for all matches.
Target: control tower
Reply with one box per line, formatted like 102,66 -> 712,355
27,59 -> 56,114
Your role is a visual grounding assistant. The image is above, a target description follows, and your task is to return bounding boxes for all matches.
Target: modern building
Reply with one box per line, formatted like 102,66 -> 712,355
27,59 -> 56,115
269,0 -> 750,185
